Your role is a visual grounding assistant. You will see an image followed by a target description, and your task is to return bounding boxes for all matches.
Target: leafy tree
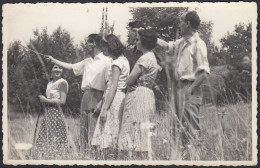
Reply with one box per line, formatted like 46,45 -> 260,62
220,23 -> 252,68
7,41 -> 28,109
7,26 -> 88,116
130,7 -> 188,41
208,48 -> 227,66
219,23 -> 252,102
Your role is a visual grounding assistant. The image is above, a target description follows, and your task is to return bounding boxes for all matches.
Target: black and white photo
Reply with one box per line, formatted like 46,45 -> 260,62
2,2 -> 257,166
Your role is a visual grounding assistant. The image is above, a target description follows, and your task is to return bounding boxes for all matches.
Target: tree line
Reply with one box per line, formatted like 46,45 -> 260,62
7,7 -> 252,115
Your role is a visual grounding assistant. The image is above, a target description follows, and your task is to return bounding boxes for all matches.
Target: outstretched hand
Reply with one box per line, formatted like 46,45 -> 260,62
44,55 -> 54,63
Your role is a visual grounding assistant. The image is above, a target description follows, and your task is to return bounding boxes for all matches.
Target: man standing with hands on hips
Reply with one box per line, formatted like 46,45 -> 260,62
45,34 -> 112,153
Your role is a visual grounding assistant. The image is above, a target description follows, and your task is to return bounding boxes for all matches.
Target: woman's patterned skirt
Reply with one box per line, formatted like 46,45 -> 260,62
118,86 -> 156,152
34,105 -> 69,160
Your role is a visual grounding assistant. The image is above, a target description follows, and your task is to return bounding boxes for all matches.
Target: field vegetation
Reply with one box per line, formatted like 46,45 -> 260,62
8,100 -> 252,160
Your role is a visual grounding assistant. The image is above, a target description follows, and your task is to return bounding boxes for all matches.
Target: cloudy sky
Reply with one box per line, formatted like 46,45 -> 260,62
3,2 -> 257,47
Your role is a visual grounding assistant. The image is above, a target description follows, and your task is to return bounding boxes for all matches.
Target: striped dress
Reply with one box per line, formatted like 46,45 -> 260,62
118,51 -> 158,152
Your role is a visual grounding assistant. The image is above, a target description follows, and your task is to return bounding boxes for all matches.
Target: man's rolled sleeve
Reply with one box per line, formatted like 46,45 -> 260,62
195,42 -> 210,75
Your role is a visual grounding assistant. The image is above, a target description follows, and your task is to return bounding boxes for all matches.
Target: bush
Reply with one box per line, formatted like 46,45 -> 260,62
202,64 -> 251,106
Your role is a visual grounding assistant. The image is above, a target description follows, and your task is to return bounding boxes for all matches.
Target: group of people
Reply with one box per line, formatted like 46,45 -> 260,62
33,11 -> 210,160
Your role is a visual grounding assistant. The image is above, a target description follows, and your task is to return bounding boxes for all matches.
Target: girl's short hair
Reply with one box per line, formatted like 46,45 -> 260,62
105,34 -> 125,58
138,29 -> 157,51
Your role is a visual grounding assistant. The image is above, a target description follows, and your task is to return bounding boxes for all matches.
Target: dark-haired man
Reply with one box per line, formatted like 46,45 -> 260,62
158,11 -> 210,149
45,34 -> 112,152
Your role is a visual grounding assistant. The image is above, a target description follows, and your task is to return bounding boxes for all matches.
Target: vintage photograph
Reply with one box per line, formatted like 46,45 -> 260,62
2,2 -> 257,165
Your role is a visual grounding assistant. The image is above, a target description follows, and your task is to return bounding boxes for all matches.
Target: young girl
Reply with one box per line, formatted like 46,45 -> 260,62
118,29 -> 158,160
91,34 -> 130,160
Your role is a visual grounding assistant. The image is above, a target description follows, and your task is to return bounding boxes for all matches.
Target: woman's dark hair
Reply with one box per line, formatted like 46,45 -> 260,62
137,29 -> 157,51
87,34 -> 103,49
100,38 -> 109,48
185,11 -> 201,29
105,34 -> 124,58
128,21 -> 145,29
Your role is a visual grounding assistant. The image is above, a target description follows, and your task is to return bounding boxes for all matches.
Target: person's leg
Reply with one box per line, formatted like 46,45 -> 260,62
176,82 -> 188,152
79,90 -> 90,153
181,84 -> 202,160
176,82 -> 192,160
183,86 -> 202,138
87,89 -> 104,147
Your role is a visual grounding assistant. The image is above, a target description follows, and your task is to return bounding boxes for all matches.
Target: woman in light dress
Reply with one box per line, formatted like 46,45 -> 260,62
34,64 -> 69,160
118,29 -> 159,160
91,34 -> 130,160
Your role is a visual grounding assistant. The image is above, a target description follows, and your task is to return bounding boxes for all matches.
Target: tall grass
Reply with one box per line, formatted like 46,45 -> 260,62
7,99 -> 252,160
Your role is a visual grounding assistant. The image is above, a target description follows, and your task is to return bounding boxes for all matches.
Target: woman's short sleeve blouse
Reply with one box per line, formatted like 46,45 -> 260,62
46,78 -> 69,99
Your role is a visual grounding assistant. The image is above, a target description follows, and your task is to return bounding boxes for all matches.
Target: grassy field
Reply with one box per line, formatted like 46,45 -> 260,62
7,101 -> 252,161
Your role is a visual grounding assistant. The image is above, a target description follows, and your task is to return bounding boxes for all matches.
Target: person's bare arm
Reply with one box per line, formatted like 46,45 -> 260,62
39,82 -> 68,105
45,55 -> 73,70
102,66 -> 121,111
126,64 -> 144,86
157,38 -> 170,50
39,91 -> 67,105
100,66 -> 121,123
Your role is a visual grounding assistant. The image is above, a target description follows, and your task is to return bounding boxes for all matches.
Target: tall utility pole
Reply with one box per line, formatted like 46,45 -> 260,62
100,7 -> 108,38
104,8 -> 108,36
100,7 -> 115,38
100,8 -> 105,37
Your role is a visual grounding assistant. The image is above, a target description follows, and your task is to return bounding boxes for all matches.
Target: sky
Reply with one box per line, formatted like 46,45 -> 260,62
3,2 -> 257,47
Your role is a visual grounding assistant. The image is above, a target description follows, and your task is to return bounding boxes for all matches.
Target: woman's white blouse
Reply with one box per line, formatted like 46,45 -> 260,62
46,78 -> 68,99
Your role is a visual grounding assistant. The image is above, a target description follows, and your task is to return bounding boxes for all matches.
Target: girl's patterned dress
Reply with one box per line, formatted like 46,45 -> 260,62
91,55 -> 130,149
34,78 -> 69,160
